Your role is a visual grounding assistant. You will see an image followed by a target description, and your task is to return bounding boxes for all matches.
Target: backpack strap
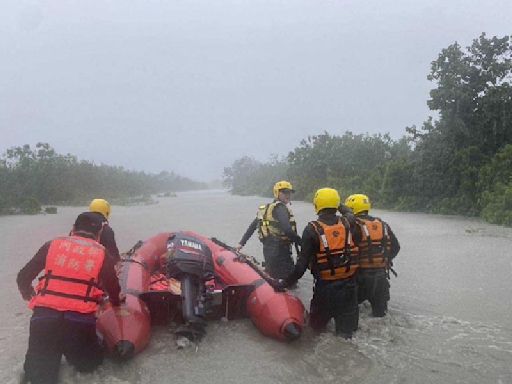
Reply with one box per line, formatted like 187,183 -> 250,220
339,216 -> 352,272
310,220 -> 336,276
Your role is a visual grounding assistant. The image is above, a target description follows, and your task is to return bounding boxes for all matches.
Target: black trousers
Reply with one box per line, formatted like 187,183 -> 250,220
357,268 -> 390,317
24,307 -> 103,384
262,238 -> 294,279
309,277 -> 359,338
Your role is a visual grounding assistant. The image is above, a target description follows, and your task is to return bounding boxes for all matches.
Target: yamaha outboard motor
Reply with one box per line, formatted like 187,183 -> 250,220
167,233 -> 215,343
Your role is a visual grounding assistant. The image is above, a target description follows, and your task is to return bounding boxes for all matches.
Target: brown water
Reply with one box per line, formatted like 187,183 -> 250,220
1,190 -> 511,383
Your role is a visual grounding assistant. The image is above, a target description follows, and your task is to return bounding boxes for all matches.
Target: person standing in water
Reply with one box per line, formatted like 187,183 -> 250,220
17,212 -> 122,384
276,188 -> 360,338
236,180 -> 301,279
345,194 -> 400,317
89,198 -> 121,263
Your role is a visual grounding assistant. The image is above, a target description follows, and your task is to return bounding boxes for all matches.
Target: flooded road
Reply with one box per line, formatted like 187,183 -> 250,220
1,190 -> 511,383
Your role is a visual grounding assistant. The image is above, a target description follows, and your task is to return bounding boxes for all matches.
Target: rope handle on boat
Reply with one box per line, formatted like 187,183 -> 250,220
121,240 -> 144,259
210,237 -> 281,292
119,240 -> 149,270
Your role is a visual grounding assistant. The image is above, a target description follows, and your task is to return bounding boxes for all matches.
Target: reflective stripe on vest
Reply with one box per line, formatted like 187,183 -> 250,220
357,218 -> 392,269
257,201 -> 297,242
30,236 -> 106,314
309,218 -> 358,281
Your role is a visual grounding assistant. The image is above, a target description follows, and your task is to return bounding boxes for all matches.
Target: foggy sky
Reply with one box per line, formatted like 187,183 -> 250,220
1,0 -> 511,181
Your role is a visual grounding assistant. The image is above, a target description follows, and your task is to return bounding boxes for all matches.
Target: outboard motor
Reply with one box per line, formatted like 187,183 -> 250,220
166,233 -> 215,343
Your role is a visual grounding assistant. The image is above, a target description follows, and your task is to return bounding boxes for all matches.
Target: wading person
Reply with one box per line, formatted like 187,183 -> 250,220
276,188 -> 360,338
345,194 -> 400,317
236,180 -> 301,279
17,212 -> 122,384
89,198 -> 121,263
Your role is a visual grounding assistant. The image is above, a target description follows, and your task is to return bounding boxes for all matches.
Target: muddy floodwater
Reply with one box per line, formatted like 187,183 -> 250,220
1,190 -> 511,383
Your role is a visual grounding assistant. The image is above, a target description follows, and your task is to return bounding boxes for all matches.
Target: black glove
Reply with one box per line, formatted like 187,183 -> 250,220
292,234 -> 302,248
109,293 -> 126,307
20,288 -> 35,301
268,278 -> 287,292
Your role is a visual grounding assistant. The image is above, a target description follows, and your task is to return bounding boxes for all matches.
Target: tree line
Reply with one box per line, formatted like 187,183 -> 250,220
0,142 -> 207,214
223,33 -> 512,226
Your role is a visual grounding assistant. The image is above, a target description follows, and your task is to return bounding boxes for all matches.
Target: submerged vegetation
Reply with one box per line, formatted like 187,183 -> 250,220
224,33 -> 512,226
0,143 -> 206,215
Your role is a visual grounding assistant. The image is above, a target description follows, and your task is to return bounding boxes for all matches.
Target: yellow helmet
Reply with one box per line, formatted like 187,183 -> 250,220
273,180 -> 294,199
313,188 -> 340,214
345,194 -> 371,214
89,198 -> 111,219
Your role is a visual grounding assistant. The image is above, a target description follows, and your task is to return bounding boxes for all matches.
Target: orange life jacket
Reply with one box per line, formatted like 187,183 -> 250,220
30,236 -> 106,314
309,218 -> 359,281
357,217 -> 392,269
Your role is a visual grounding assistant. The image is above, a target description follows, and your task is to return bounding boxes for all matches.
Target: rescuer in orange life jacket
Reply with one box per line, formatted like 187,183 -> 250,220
88,198 -> 121,264
274,188 -> 361,338
17,212 -> 122,384
345,194 -> 400,317
236,180 -> 302,279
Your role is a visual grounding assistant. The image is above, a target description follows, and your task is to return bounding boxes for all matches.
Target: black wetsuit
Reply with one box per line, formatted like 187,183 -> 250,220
286,209 -> 360,337
16,234 -> 120,384
69,212 -> 121,264
89,212 -> 121,263
239,202 -> 301,279
354,213 -> 400,317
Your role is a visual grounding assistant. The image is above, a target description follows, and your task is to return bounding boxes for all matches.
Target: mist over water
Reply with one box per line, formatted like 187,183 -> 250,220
1,190 -> 511,383
2,1 -> 511,180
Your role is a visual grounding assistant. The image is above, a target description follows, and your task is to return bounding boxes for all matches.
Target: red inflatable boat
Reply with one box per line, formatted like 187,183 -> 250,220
97,231 -> 305,360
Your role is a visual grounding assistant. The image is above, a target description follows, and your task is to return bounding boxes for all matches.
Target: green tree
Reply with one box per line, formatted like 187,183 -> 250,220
409,33 -> 512,214
0,143 -> 206,214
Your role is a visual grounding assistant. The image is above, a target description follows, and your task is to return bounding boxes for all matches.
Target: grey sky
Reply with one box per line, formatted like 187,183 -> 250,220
1,0 -> 510,180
